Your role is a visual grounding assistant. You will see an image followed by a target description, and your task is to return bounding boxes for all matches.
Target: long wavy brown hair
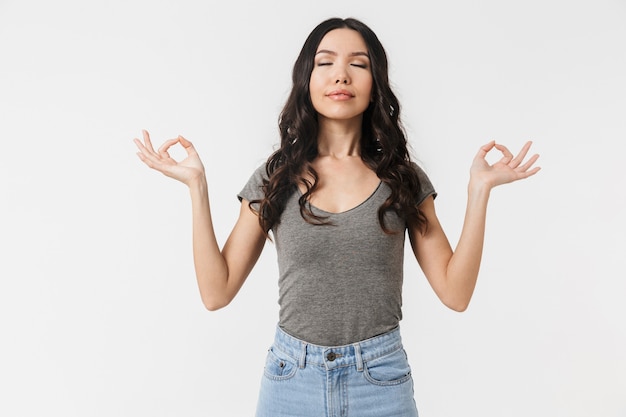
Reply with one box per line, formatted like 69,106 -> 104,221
252,17 -> 428,236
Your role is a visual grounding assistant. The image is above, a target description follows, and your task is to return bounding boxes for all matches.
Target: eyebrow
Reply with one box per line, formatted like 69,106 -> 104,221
315,49 -> 370,58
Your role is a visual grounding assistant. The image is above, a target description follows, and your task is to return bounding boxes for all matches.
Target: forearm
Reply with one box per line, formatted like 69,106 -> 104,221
188,177 -> 229,308
416,141 -> 539,311
134,131 -> 260,310
444,182 -> 491,310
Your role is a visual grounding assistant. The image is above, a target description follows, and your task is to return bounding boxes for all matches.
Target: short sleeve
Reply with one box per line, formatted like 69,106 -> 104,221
237,164 -> 268,209
411,162 -> 437,206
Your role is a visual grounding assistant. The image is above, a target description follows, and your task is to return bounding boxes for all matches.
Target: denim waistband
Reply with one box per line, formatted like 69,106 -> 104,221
272,325 -> 404,371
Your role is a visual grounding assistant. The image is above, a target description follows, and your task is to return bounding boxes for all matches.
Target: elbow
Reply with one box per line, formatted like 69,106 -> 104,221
447,302 -> 469,313
202,295 -> 231,312
442,296 -> 471,312
203,302 -> 224,312
438,277 -> 476,312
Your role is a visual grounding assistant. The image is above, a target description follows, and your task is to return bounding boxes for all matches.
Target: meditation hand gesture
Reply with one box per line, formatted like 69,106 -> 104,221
134,130 -> 205,186
470,141 -> 541,189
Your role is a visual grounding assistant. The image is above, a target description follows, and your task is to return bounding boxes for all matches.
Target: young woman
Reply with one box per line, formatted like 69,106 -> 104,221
134,17 -> 540,417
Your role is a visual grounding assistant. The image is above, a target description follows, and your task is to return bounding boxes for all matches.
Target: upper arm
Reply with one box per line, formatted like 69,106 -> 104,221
219,199 -> 267,302
408,195 -> 453,301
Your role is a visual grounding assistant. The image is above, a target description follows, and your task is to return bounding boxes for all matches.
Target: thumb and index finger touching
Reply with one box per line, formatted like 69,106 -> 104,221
476,140 -> 539,165
135,129 -> 197,159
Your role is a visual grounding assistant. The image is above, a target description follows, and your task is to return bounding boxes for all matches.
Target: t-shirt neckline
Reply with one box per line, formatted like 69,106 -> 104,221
297,181 -> 383,216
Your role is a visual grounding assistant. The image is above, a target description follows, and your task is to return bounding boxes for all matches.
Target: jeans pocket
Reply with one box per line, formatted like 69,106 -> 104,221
263,346 -> 298,381
363,348 -> 413,386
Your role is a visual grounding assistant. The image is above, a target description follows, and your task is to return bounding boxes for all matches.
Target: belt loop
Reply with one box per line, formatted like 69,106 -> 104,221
299,342 -> 306,369
354,343 -> 363,372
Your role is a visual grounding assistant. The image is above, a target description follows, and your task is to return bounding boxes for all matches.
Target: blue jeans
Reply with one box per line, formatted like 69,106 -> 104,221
256,326 -> 419,417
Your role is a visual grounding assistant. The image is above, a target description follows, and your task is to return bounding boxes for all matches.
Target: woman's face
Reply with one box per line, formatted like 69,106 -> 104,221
309,28 -> 373,123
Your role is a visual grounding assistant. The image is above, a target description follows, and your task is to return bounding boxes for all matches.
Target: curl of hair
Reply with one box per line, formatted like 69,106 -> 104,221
251,17 -> 428,236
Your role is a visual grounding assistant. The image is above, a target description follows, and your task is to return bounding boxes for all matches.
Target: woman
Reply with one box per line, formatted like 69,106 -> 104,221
134,17 -> 540,417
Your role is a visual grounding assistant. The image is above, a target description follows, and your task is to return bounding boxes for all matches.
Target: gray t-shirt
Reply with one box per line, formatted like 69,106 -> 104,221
238,163 -> 436,346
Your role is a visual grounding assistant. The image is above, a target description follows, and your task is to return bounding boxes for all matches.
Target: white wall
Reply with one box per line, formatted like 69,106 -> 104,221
1,0 -> 624,416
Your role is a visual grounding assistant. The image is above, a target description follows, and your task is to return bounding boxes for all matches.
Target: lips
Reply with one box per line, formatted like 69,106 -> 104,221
327,89 -> 354,100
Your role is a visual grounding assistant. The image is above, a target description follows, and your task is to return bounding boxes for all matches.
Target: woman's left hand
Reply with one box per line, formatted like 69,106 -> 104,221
470,140 -> 541,189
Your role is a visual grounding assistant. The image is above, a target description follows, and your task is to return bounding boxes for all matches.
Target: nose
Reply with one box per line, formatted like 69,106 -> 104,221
334,64 -> 350,84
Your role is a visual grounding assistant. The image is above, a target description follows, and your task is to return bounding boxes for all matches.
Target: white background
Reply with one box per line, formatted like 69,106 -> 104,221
1,0 -> 625,416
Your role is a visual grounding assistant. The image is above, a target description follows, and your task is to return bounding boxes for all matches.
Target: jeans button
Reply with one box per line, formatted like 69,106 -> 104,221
326,352 -> 336,361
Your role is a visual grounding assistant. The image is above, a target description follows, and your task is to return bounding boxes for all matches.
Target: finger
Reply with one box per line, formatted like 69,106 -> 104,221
136,151 -> 150,165
517,165 -> 541,179
134,137 -> 159,160
133,137 -> 146,151
177,135 -> 198,156
136,151 -> 161,170
134,129 -> 160,159
157,138 -> 182,158
135,135 -> 172,167
516,153 -> 540,172
509,141 -> 533,168
475,140 -> 496,159
141,129 -> 159,156
178,135 -> 192,147
136,149 -> 177,176
494,143 -> 514,164
135,144 -> 165,168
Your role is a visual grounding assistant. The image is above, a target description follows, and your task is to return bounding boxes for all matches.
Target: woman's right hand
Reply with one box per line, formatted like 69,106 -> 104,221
134,130 -> 206,186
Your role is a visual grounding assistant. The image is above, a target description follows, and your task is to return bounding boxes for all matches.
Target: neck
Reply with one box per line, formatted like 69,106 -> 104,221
316,116 -> 362,158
